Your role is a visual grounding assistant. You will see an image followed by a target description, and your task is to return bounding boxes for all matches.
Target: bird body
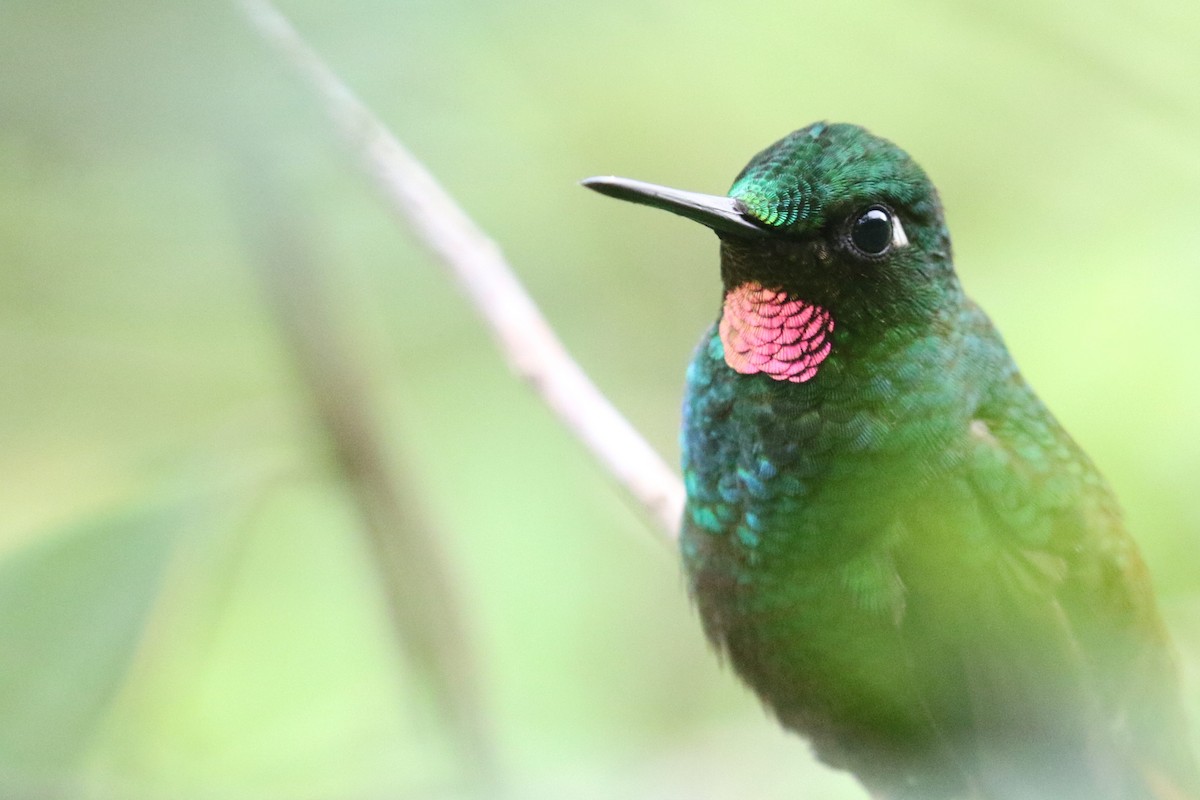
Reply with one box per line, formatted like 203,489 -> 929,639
584,123 -> 1198,799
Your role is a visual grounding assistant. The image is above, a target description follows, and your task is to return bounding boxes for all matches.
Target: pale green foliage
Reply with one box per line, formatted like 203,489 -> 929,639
0,0 -> 1197,798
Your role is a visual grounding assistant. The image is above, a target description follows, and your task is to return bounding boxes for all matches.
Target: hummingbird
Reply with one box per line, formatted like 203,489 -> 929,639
583,123 -> 1198,800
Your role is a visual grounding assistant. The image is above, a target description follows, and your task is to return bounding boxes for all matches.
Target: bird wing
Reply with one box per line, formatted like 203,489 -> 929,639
894,397 -> 1198,800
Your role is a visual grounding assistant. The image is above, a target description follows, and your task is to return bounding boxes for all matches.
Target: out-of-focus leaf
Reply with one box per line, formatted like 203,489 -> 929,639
81,478 -> 459,800
0,505 -> 180,783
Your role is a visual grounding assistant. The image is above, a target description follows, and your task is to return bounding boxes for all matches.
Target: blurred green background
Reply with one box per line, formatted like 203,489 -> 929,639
1,1 -> 1198,798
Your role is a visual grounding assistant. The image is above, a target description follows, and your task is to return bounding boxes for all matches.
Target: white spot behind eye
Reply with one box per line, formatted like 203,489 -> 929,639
892,217 -> 909,248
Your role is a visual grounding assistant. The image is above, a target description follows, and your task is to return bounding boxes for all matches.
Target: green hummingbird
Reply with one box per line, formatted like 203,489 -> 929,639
583,123 -> 1198,800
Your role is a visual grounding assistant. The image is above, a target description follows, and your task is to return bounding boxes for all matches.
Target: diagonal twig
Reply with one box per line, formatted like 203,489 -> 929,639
235,0 -> 686,544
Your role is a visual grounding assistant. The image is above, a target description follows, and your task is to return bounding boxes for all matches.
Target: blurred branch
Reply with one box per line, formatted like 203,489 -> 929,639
237,164 -> 497,788
234,0 -> 685,544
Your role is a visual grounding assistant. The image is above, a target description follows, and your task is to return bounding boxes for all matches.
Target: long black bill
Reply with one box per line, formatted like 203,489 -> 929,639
581,176 -> 767,239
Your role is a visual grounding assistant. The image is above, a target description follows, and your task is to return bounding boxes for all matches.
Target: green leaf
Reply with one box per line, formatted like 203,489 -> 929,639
0,506 -> 180,780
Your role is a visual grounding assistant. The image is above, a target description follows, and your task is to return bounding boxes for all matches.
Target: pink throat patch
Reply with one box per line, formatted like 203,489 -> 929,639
719,282 -> 835,383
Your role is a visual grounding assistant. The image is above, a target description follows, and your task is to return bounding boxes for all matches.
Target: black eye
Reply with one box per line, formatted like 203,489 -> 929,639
848,206 -> 893,257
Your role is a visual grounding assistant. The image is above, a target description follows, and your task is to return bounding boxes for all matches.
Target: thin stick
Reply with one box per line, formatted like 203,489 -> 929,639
235,0 -> 685,544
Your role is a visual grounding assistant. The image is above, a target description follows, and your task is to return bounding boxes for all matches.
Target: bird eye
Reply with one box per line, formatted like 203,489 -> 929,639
848,206 -> 894,258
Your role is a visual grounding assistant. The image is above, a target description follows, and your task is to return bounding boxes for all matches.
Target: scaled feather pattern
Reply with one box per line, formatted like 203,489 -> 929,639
719,281 -> 835,383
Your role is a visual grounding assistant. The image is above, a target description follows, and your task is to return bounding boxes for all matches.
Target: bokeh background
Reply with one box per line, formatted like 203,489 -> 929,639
2,1 -> 1198,798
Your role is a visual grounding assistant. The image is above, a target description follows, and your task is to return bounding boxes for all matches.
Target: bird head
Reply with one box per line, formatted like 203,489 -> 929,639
584,123 -> 959,382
